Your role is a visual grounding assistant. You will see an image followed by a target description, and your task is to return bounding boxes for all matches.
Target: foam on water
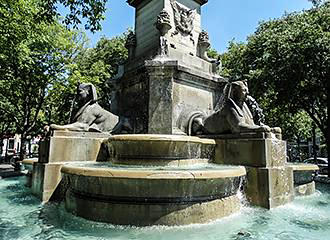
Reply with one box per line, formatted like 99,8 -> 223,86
1,177 -> 330,240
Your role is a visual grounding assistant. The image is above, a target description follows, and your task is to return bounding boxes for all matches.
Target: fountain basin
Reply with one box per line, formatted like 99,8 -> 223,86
107,134 -> 216,166
62,163 -> 246,226
287,163 -> 318,196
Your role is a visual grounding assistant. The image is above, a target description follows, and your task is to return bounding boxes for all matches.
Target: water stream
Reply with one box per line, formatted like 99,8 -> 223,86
1,177 -> 329,240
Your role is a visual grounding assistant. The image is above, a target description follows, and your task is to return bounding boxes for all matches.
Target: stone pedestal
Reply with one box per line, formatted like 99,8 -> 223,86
31,131 -> 111,202
113,59 -> 225,134
211,133 -> 294,209
112,0 -> 226,135
127,0 -> 208,66
245,166 -> 294,208
39,131 -> 111,163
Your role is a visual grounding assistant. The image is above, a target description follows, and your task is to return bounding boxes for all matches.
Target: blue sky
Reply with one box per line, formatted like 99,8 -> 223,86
76,0 -> 313,53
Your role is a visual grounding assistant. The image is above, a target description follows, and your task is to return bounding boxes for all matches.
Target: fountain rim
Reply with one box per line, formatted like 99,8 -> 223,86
61,164 -> 246,179
108,134 -> 216,144
286,163 -> 319,171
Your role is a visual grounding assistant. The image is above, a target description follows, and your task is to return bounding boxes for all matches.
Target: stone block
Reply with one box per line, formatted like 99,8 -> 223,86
31,162 -> 63,202
295,181 -> 316,196
39,131 -> 110,163
245,166 -> 294,209
214,138 -> 287,167
33,130 -> 111,203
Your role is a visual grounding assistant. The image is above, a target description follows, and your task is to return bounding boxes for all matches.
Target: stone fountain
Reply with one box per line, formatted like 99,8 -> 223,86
24,0 -> 318,226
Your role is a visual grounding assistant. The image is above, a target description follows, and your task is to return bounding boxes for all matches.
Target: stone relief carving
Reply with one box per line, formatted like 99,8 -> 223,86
198,30 -> 221,73
171,0 -> 196,37
49,83 -> 119,133
156,9 -> 172,56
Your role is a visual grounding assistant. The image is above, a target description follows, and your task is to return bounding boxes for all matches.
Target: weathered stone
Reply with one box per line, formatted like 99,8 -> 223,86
32,130 -> 110,202
199,80 -> 281,136
245,166 -> 294,209
31,162 -> 63,203
106,134 -> 215,166
65,190 -> 240,226
111,59 -> 225,134
287,163 -> 318,196
62,162 -> 245,226
39,131 -> 110,163
22,158 -> 38,187
214,137 -> 287,168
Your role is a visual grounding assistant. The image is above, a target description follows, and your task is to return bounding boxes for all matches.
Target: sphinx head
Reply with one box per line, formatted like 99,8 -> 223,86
230,80 -> 249,103
77,83 -> 97,103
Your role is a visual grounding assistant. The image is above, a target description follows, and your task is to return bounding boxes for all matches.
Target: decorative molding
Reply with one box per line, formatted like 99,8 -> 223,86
125,31 -> 136,48
156,9 -> 172,56
125,31 -> 137,60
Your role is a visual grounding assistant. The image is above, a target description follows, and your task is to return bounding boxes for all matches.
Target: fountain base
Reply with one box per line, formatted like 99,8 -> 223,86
62,163 -> 245,226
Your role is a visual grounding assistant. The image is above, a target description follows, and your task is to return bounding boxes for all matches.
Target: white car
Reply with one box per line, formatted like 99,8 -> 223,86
304,157 -> 328,175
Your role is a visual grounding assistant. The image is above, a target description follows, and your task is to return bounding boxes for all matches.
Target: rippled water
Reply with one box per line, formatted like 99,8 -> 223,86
1,177 -> 330,240
71,162 -> 241,171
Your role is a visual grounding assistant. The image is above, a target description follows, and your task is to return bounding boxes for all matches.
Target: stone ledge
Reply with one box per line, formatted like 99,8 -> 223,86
52,130 -> 111,138
61,163 -> 246,179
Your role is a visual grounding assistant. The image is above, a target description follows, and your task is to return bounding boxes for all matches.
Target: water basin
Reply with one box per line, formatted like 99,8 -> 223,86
1,177 -> 329,240
61,162 -> 246,226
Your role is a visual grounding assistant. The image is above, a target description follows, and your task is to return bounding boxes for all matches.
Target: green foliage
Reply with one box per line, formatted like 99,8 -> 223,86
221,3 -> 329,143
0,0 -> 85,139
47,33 -> 128,124
36,0 -> 107,32
220,41 -> 247,79
69,34 -> 128,106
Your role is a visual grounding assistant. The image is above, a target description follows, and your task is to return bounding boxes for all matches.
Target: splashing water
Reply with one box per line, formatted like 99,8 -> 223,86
1,177 -> 330,240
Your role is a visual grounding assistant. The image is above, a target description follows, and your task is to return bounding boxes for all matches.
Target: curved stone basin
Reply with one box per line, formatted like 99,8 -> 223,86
287,163 -> 318,196
62,162 -> 246,226
106,134 -> 216,166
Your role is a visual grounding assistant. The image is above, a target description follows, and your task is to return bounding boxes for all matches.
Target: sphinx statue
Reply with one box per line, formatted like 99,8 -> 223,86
192,80 -> 281,135
50,83 -> 119,133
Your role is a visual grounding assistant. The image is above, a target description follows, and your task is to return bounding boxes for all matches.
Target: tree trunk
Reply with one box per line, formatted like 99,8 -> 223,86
19,133 -> 27,161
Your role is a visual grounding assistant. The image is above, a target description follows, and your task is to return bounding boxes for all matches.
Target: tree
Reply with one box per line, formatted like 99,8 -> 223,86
0,0 -> 85,159
33,0 -> 107,32
221,3 -> 329,169
45,33 -> 128,126
220,42 -> 314,142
